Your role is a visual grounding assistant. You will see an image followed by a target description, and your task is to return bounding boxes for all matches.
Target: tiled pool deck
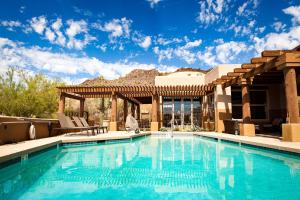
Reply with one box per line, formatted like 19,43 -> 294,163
1,131 -> 300,165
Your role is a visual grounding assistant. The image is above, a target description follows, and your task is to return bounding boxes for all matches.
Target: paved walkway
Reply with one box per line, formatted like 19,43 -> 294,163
0,132 -> 150,164
194,132 -> 300,154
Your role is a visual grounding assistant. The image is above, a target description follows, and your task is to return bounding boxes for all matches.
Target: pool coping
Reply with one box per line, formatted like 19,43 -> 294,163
0,132 -> 150,166
193,132 -> 300,155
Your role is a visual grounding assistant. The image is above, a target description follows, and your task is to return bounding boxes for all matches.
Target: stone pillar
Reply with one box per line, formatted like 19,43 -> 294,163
136,104 -> 141,120
110,92 -> 118,131
282,67 -> 300,141
58,94 -> 65,113
239,78 -> 255,136
151,94 -> 159,131
79,99 -> 85,117
123,100 -> 128,122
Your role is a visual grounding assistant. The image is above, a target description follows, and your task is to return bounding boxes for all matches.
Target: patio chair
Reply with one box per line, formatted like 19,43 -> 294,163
79,117 -> 108,134
55,113 -> 95,136
73,116 -> 100,134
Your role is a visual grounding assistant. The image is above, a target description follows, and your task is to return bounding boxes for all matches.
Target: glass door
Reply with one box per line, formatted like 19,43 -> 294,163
174,97 -> 181,127
163,97 -> 172,127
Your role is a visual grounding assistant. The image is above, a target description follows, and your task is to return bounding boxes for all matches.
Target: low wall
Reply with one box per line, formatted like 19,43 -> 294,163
0,116 -> 61,145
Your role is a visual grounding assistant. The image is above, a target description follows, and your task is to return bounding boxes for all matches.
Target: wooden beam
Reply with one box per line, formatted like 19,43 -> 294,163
227,72 -> 243,77
61,92 -> 85,100
234,68 -> 250,73
241,63 -> 260,69
261,50 -> 286,57
251,57 -> 274,64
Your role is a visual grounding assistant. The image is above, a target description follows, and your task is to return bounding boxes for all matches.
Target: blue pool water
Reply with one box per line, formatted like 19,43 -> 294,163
1,135 -> 300,200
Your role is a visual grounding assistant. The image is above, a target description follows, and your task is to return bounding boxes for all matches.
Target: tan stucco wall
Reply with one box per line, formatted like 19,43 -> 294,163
205,64 -> 241,84
155,71 -> 206,86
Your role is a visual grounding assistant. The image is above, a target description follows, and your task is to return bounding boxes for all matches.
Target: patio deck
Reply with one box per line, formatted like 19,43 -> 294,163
194,132 -> 300,154
0,132 -> 150,164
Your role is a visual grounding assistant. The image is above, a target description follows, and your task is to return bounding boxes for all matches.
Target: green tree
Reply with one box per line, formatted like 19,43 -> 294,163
0,67 -> 64,118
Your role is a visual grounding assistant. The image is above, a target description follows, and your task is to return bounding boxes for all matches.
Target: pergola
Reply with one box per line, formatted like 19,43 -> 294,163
57,85 -> 214,131
57,45 -> 300,141
210,46 -> 300,141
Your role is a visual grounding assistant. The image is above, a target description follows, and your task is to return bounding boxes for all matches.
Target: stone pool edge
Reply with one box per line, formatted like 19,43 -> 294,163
0,132 -> 151,166
194,132 -> 300,155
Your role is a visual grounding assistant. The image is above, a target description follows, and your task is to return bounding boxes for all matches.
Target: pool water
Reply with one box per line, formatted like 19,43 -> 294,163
1,135 -> 300,200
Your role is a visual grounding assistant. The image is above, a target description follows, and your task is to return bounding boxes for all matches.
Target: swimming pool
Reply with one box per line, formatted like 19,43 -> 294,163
1,135 -> 300,200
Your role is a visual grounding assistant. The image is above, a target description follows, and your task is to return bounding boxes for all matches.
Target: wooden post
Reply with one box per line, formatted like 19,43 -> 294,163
239,78 -> 255,136
79,99 -> 85,117
58,94 -> 65,113
131,103 -> 136,118
202,95 -> 208,130
241,79 -> 251,123
123,100 -> 128,122
151,93 -> 159,131
284,67 -> 300,123
136,104 -> 140,120
110,92 -> 118,131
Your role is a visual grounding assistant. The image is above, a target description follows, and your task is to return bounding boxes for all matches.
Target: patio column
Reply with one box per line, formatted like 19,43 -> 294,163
123,100 -> 128,122
151,93 -> 159,131
282,67 -> 300,141
110,92 -> 118,131
202,95 -> 208,130
79,99 -> 85,117
58,94 -> 65,113
136,104 -> 141,120
284,68 -> 300,123
131,103 -> 136,118
239,78 -> 255,136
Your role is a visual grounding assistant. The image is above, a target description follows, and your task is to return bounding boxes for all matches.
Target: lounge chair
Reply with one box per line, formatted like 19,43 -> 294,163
79,117 -> 108,134
55,114 -> 95,136
73,116 -> 100,134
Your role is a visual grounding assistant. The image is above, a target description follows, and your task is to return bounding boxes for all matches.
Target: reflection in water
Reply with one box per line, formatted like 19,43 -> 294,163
1,136 -> 300,200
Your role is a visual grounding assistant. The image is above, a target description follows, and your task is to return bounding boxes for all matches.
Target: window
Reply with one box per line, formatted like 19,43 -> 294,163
231,89 -> 268,120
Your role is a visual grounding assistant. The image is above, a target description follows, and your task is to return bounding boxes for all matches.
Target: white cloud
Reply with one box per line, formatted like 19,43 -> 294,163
73,6 -> 93,17
183,39 -> 202,49
0,37 -> 177,81
153,47 -> 173,62
45,28 -> 55,42
153,39 -> 201,64
51,18 -> 66,46
236,0 -> 258,17
272,21 -> 286,32
96,44 -> 107,52
155,36 -> 183,46
147,0 -> 163,8
66,19 -> 87,37
237,2 -> 248,16
253,26 -> 300,54
19,6 -> 26,13
139,36 -> 152,49
198,41 -> 248,65
30,16 -> 47,34
65,19 -> 95,50
100,18 -> 132,42
283,5 -> 300,25
0,20 -> 22,31
197,0 -> 227,25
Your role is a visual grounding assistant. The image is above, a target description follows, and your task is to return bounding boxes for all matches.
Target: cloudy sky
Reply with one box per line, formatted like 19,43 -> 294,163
0,0 -> 299,84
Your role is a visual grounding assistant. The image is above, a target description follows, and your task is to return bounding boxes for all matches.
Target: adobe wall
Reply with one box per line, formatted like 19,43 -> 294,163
155,71 -> 206,86
0,116 -> 61,145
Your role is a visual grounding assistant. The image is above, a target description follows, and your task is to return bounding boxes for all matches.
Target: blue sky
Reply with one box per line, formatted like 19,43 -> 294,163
0,0 -> 300,83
